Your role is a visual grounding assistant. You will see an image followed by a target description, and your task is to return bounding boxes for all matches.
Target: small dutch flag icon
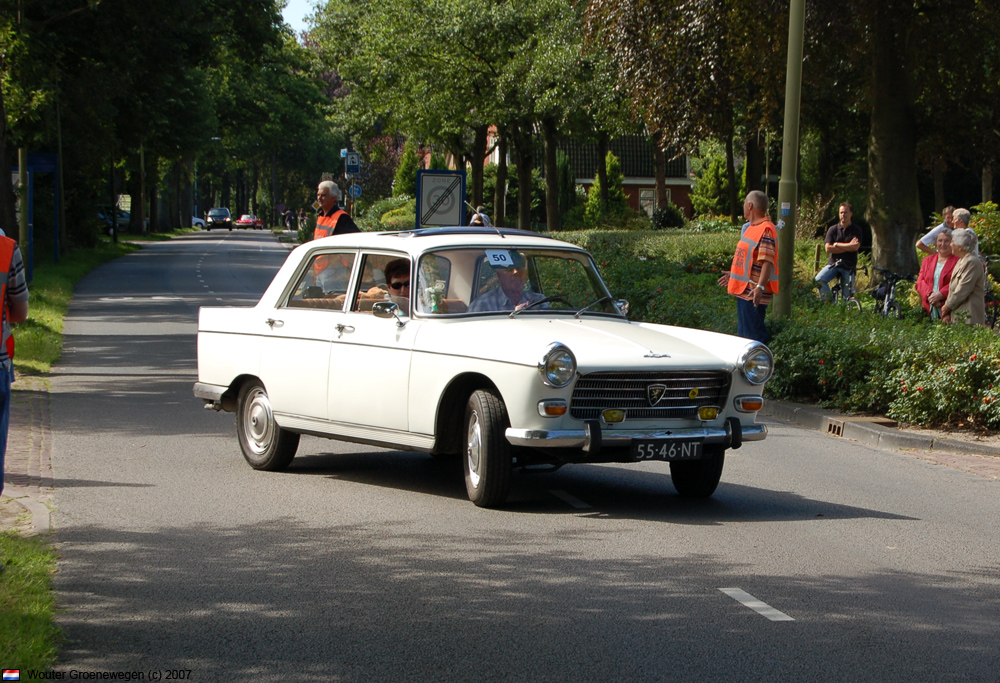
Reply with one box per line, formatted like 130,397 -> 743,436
2,671 -> 20,681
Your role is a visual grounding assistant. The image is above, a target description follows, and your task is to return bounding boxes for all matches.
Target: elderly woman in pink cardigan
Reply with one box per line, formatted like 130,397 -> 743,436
915,229 -> 958,319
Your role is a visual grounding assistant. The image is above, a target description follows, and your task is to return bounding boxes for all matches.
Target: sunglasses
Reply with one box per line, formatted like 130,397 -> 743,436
389,280 -> 410,290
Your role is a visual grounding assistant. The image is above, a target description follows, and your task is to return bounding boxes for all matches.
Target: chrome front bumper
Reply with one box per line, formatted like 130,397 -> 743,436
506,421 -> 766,451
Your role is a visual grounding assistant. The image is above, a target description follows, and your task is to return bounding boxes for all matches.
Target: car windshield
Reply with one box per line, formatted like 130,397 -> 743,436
240,215 -> 252,221
208,209 -> 229,217
415,247 -> 619,317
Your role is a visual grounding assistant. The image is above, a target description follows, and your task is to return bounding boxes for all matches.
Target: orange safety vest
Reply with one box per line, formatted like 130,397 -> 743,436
0,236 -> 18,361
313,209 -> 348,240
727,220 -> 779,295
312,210 -> 348,273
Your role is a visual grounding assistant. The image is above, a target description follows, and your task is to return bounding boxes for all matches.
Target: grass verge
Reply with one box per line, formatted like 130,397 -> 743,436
0,530 -> 60,670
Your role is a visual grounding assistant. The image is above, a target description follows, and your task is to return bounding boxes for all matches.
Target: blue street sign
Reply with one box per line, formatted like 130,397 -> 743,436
346,152 -> 361,175
348,184 -> 362,199
340,148 -> 348,157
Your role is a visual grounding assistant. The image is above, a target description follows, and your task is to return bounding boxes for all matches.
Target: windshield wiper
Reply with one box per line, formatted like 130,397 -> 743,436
574,296 -> 614,319
508,295 -> 572,318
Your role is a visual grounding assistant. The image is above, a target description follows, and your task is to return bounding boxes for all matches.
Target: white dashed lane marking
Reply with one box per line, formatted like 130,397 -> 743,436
549,490 -> 592,509
719,588 -> 795,621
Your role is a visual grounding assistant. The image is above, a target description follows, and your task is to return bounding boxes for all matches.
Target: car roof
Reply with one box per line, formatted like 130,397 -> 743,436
305,228 -> 586,259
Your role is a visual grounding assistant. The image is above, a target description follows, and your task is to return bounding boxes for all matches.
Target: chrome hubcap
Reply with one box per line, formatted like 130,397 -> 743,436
244,388 -> 274,456
467,410 -> 483,488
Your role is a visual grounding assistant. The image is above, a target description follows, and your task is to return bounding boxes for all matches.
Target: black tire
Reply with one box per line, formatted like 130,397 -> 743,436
463,389 -> 513,507
888,300 -> 902,319
237,380 -> 299,471
846,297 -> 862,313
670,445 -> 725,498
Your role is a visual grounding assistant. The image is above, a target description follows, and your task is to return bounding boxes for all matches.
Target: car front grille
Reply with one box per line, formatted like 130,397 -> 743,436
570,371 -> 731,420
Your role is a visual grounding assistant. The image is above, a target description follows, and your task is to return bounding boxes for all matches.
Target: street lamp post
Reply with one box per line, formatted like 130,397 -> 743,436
774,0 -> 805,318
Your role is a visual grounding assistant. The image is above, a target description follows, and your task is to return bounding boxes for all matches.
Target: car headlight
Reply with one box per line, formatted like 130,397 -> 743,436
538,343 -> 576,388
738,343 -> 774,385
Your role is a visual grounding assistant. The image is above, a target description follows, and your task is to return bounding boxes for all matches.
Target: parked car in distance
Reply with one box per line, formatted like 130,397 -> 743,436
194,228 -> 773,508
205,208 -> 232,231
235,214 -> 263,230
192,216 -> 206,229
97,206 -> 129,234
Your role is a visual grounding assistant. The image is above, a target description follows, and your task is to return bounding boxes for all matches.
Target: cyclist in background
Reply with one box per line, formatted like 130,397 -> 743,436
816,202 -> 863,300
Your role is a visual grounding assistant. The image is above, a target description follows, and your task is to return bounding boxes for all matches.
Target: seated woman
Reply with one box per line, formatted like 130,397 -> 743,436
915,228 -> 958,319
941,228 -> 986,325
383,258 -> 411,315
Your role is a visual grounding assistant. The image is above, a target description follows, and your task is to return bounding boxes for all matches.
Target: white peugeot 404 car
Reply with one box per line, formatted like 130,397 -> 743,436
194,228 -> 773,507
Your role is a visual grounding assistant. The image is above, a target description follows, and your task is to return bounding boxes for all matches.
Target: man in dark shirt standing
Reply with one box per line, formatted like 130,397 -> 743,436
815,202 -> 863,299
314,180 -> 360,239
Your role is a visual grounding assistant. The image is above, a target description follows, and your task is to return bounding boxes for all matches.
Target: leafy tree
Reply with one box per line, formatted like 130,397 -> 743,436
393,139 -> 420,198
585,151 -> 626,224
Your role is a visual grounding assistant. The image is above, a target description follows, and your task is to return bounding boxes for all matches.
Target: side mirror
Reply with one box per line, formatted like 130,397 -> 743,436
372,301 -> 406,327
614,299 -> 630,316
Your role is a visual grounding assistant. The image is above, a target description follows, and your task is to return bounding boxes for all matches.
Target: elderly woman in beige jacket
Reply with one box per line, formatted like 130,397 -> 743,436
941,227 -> 986,325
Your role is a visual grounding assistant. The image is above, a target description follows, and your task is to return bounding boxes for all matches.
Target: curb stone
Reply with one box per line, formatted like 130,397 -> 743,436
760,399 -> 1000,481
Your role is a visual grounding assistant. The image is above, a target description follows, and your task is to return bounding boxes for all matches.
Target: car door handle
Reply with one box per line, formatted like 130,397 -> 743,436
265,318 -> 284,328
335,324 -> 355,335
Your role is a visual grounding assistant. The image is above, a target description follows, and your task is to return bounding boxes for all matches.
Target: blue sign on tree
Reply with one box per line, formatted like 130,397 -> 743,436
348,185 -> 362,199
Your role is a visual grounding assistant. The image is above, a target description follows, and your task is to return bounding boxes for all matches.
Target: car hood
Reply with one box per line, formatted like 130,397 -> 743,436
412,316 -> 753,372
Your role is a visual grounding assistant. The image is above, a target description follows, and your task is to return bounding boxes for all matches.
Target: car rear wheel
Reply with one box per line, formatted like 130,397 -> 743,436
463,389 -> 512,507
669,445 -> 725,498
237,379 -> 299,471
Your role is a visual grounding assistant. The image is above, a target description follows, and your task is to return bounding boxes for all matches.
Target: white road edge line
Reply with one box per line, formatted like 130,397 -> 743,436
549,490 -> 592,509
719,588 -> 794,621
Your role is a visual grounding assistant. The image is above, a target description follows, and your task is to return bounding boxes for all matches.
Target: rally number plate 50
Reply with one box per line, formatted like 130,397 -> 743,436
633,439 -> 703,461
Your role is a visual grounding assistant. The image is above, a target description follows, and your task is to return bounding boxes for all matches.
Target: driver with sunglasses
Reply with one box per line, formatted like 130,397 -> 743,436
383,258 -> 411,315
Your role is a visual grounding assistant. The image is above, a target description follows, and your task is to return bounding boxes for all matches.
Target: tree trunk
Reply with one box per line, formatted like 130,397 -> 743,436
511,121 -> 533,231
147,153 -> 159,232
181,154 -> 194,228
494,129 -> 508,227
933,156 -> 945,213
597,133 -> 609,215
0,71 -> 17,239
127,153 -> 142,232
745,134 -> 765,193
221,170 -> 231,211
469,124 -> 488,208
543,117 -> 559,232
725,132 -> 740,221
867,2 -> 922,276
653,133 -> 668,210
983,164 -> 994,203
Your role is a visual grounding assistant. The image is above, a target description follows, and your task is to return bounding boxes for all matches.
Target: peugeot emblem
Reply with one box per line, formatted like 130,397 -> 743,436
647,384 -> 667,406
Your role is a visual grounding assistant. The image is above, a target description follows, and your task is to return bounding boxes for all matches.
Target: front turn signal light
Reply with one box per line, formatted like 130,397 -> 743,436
538,400 -> 568,417
698,406 -> 719,421
735,396 -> 764,412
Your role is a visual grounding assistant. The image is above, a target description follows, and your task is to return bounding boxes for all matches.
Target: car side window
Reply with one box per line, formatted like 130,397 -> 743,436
352,253 -> 411,315
284,252 -> 356,311
416,254 -> 458,314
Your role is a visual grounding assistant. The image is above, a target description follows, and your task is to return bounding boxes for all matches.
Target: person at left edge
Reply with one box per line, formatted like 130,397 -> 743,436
315,181 -> 360,239
0,233 -> 29,510
717,190 -> 778,344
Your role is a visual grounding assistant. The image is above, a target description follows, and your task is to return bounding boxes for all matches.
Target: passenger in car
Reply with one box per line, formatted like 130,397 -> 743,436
384,258 -> 410,315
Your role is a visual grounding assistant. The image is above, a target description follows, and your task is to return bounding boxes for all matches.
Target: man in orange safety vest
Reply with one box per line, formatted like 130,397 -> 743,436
717,190 -> 778,344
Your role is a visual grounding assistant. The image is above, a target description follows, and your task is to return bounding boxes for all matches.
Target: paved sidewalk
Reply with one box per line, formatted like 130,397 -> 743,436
0,381 -> 54,535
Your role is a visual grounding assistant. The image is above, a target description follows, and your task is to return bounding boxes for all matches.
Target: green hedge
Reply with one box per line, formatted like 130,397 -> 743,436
557,228 -> 1000,430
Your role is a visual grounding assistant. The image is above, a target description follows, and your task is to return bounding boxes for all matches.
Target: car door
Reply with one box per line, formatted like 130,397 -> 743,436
328,251 -> 417,432
258,250 -> 357,421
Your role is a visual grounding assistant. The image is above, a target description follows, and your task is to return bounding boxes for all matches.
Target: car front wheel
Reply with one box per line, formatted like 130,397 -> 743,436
463,389 -> 513,507
237,380 -> 299,471
669,445 -> 725,498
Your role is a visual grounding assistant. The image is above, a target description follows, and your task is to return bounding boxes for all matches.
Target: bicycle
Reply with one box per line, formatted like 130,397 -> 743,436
983,255 -> 1000,329
820,258 -> 864,312
872,267 -> 915,319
